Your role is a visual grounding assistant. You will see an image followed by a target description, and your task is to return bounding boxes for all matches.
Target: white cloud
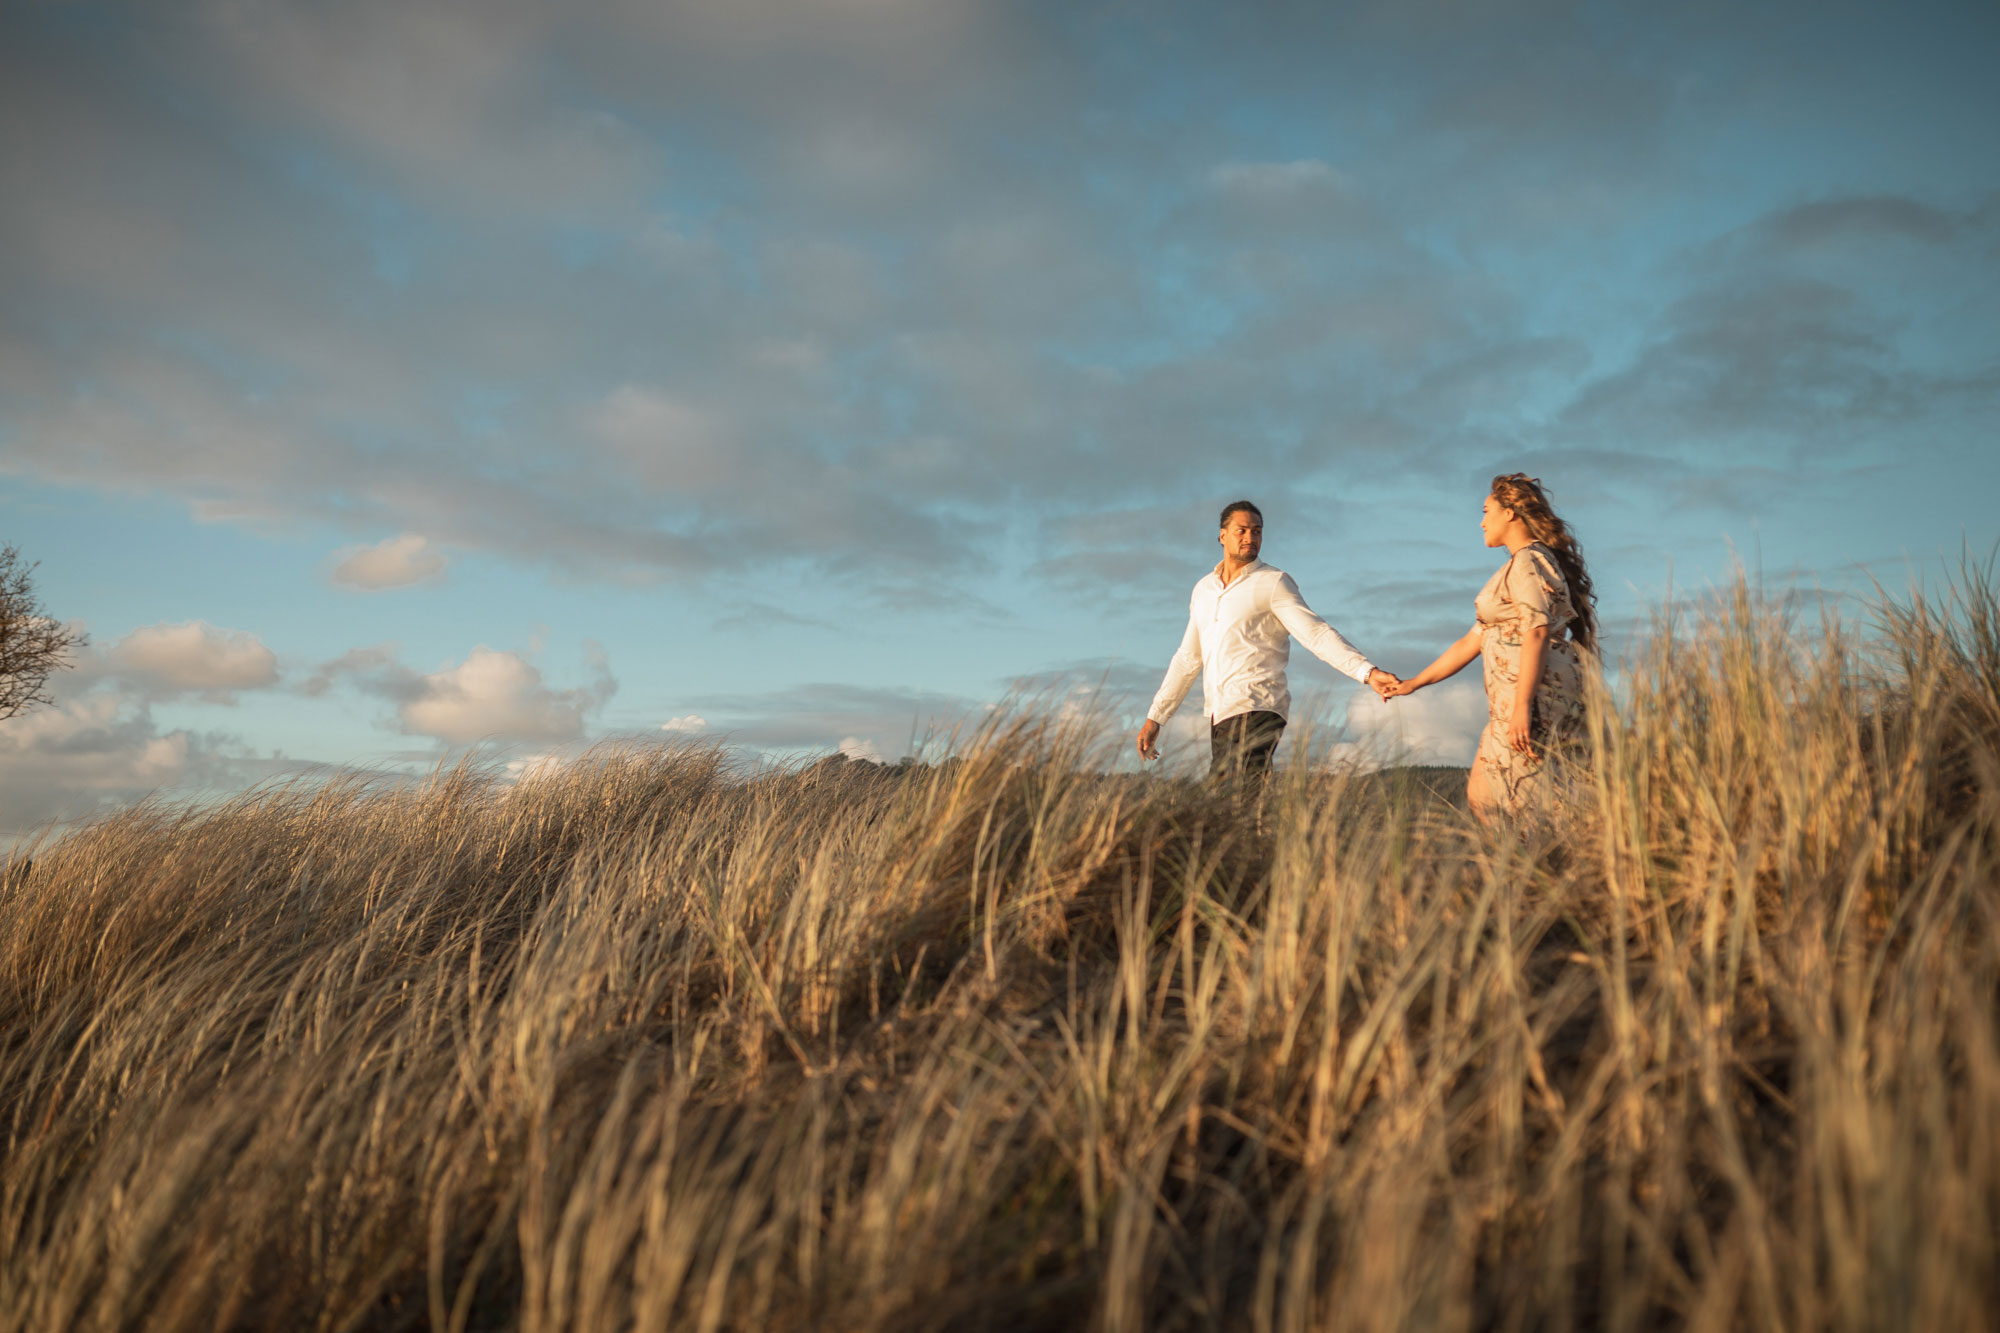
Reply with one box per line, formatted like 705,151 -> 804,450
299,639 -> 619,748
1341,679 -> 1487,768
105,621 -> 279,701
660,714 -> 708,733
397,646 -> 614,746
330,534 -> 449,590
504,752 -> 566,782
837,735 -> 884,763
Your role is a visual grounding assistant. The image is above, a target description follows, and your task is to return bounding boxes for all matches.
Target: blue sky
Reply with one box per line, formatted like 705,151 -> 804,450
3,0 -> 1997,832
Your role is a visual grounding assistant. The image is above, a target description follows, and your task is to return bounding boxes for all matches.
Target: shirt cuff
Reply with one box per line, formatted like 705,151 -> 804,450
1351,661 -> 1376,683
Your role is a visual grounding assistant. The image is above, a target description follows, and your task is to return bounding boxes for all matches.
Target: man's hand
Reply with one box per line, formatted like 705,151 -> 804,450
1366,668 -> 1401,700
1136,718 -> 1162,761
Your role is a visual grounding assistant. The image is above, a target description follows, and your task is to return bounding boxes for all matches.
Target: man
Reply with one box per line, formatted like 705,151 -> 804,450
1136,500 -> 1397,778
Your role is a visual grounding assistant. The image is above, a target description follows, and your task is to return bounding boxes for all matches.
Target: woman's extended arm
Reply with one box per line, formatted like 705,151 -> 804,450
1390,627 -> 1483,696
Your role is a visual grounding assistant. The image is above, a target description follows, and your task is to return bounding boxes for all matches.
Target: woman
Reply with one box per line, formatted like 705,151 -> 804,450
1383,474 -> 1597,821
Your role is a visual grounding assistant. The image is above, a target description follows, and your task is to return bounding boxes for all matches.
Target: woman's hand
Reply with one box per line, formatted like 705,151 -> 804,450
1384,676 -> 1423,698
1507,707 -> 1536,755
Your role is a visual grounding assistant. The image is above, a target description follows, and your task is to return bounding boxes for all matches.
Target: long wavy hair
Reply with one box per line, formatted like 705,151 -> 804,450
1491,473 -> 1597,654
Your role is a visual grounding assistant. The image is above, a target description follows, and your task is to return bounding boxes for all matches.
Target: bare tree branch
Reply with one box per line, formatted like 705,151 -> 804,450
0,545 -> 86,720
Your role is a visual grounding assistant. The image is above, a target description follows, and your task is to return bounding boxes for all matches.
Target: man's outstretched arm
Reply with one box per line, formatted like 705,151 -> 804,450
1269,574 -> 1395,693
1138,616 -> 1202,760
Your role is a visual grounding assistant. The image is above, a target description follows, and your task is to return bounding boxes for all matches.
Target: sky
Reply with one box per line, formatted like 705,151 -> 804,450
2,0 -> 1997,835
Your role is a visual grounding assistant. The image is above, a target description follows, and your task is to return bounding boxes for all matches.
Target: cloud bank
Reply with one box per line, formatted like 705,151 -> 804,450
2,0 -> 1989,606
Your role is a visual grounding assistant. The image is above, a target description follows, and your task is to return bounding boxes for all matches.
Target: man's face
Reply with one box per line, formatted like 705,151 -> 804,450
1219,511 -> 1263,562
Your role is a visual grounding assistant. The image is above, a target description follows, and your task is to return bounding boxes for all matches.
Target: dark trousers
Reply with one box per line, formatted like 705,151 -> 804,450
1209,710 -> 1286,779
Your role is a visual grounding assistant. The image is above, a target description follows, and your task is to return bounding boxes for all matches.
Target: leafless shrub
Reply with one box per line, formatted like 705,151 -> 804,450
0,545 -> 84,721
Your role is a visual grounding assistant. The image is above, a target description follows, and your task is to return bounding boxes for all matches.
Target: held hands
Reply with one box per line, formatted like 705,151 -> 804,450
1368,668 -> 1415,701
1144,670 -> 1416,756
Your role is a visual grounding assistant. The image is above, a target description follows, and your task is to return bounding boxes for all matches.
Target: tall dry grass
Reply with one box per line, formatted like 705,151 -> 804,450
2,574 -> 1996,1332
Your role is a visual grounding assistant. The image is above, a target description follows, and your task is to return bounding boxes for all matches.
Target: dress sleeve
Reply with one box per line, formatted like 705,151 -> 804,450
1508,548 -> 1564,631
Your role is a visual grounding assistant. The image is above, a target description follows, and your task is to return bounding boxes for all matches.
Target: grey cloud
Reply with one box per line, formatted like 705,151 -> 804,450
3,1 -> 1528,547
1003,657 -> 1165,706
1545,190 -> 2000,487
1346,575 -> 1487,623
1185,159 -> 1379,248
1494,448 -> 1689,496
683,681 -> 985,758
0,3 -> 1576,593
300,645 -> 425,702
709,601 -> 838,634
0,673 -> 284,836
1684,191 -> 1999,279
681,663 -> 1178,765
1561,273 -> 1994,450
4,0 -> 1996,611
1763,195 -> 1968,249
1188,1 -> 1691,237
1412,337 -> 1594,416
1027,499 -> 1217,598
193,0 -> 664,218
1418,35 -> 1673,173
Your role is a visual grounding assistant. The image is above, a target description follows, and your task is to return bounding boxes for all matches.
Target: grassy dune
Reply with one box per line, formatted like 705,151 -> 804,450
3,579 -> 1997,1332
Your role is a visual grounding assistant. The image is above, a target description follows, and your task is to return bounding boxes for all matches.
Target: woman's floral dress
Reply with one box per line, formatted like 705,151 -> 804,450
1473,544 -> 1587,817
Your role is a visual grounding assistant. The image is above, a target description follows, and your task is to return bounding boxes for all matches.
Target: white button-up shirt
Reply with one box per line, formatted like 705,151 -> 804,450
1147,559 -> 1375,726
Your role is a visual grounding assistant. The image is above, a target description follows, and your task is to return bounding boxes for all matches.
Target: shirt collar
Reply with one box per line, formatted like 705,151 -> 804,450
1208,557 -> 1267,589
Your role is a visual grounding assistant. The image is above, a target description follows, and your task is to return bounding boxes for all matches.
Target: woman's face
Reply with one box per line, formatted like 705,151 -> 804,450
1481,494 -> 1513,548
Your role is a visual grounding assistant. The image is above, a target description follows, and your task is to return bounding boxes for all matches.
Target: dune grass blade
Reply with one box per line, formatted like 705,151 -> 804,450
1,573 -> 1996,1330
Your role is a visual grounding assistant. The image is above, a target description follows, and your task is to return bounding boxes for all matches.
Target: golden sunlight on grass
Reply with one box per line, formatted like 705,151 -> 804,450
3,575 -> 1996,1331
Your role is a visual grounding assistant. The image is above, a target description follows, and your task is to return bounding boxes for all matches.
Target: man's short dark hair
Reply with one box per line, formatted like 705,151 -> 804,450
1219,499 -> 1263,529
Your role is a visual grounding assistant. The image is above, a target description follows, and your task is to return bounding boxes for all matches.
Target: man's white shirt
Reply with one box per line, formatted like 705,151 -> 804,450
1146,559 -> 1375,726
